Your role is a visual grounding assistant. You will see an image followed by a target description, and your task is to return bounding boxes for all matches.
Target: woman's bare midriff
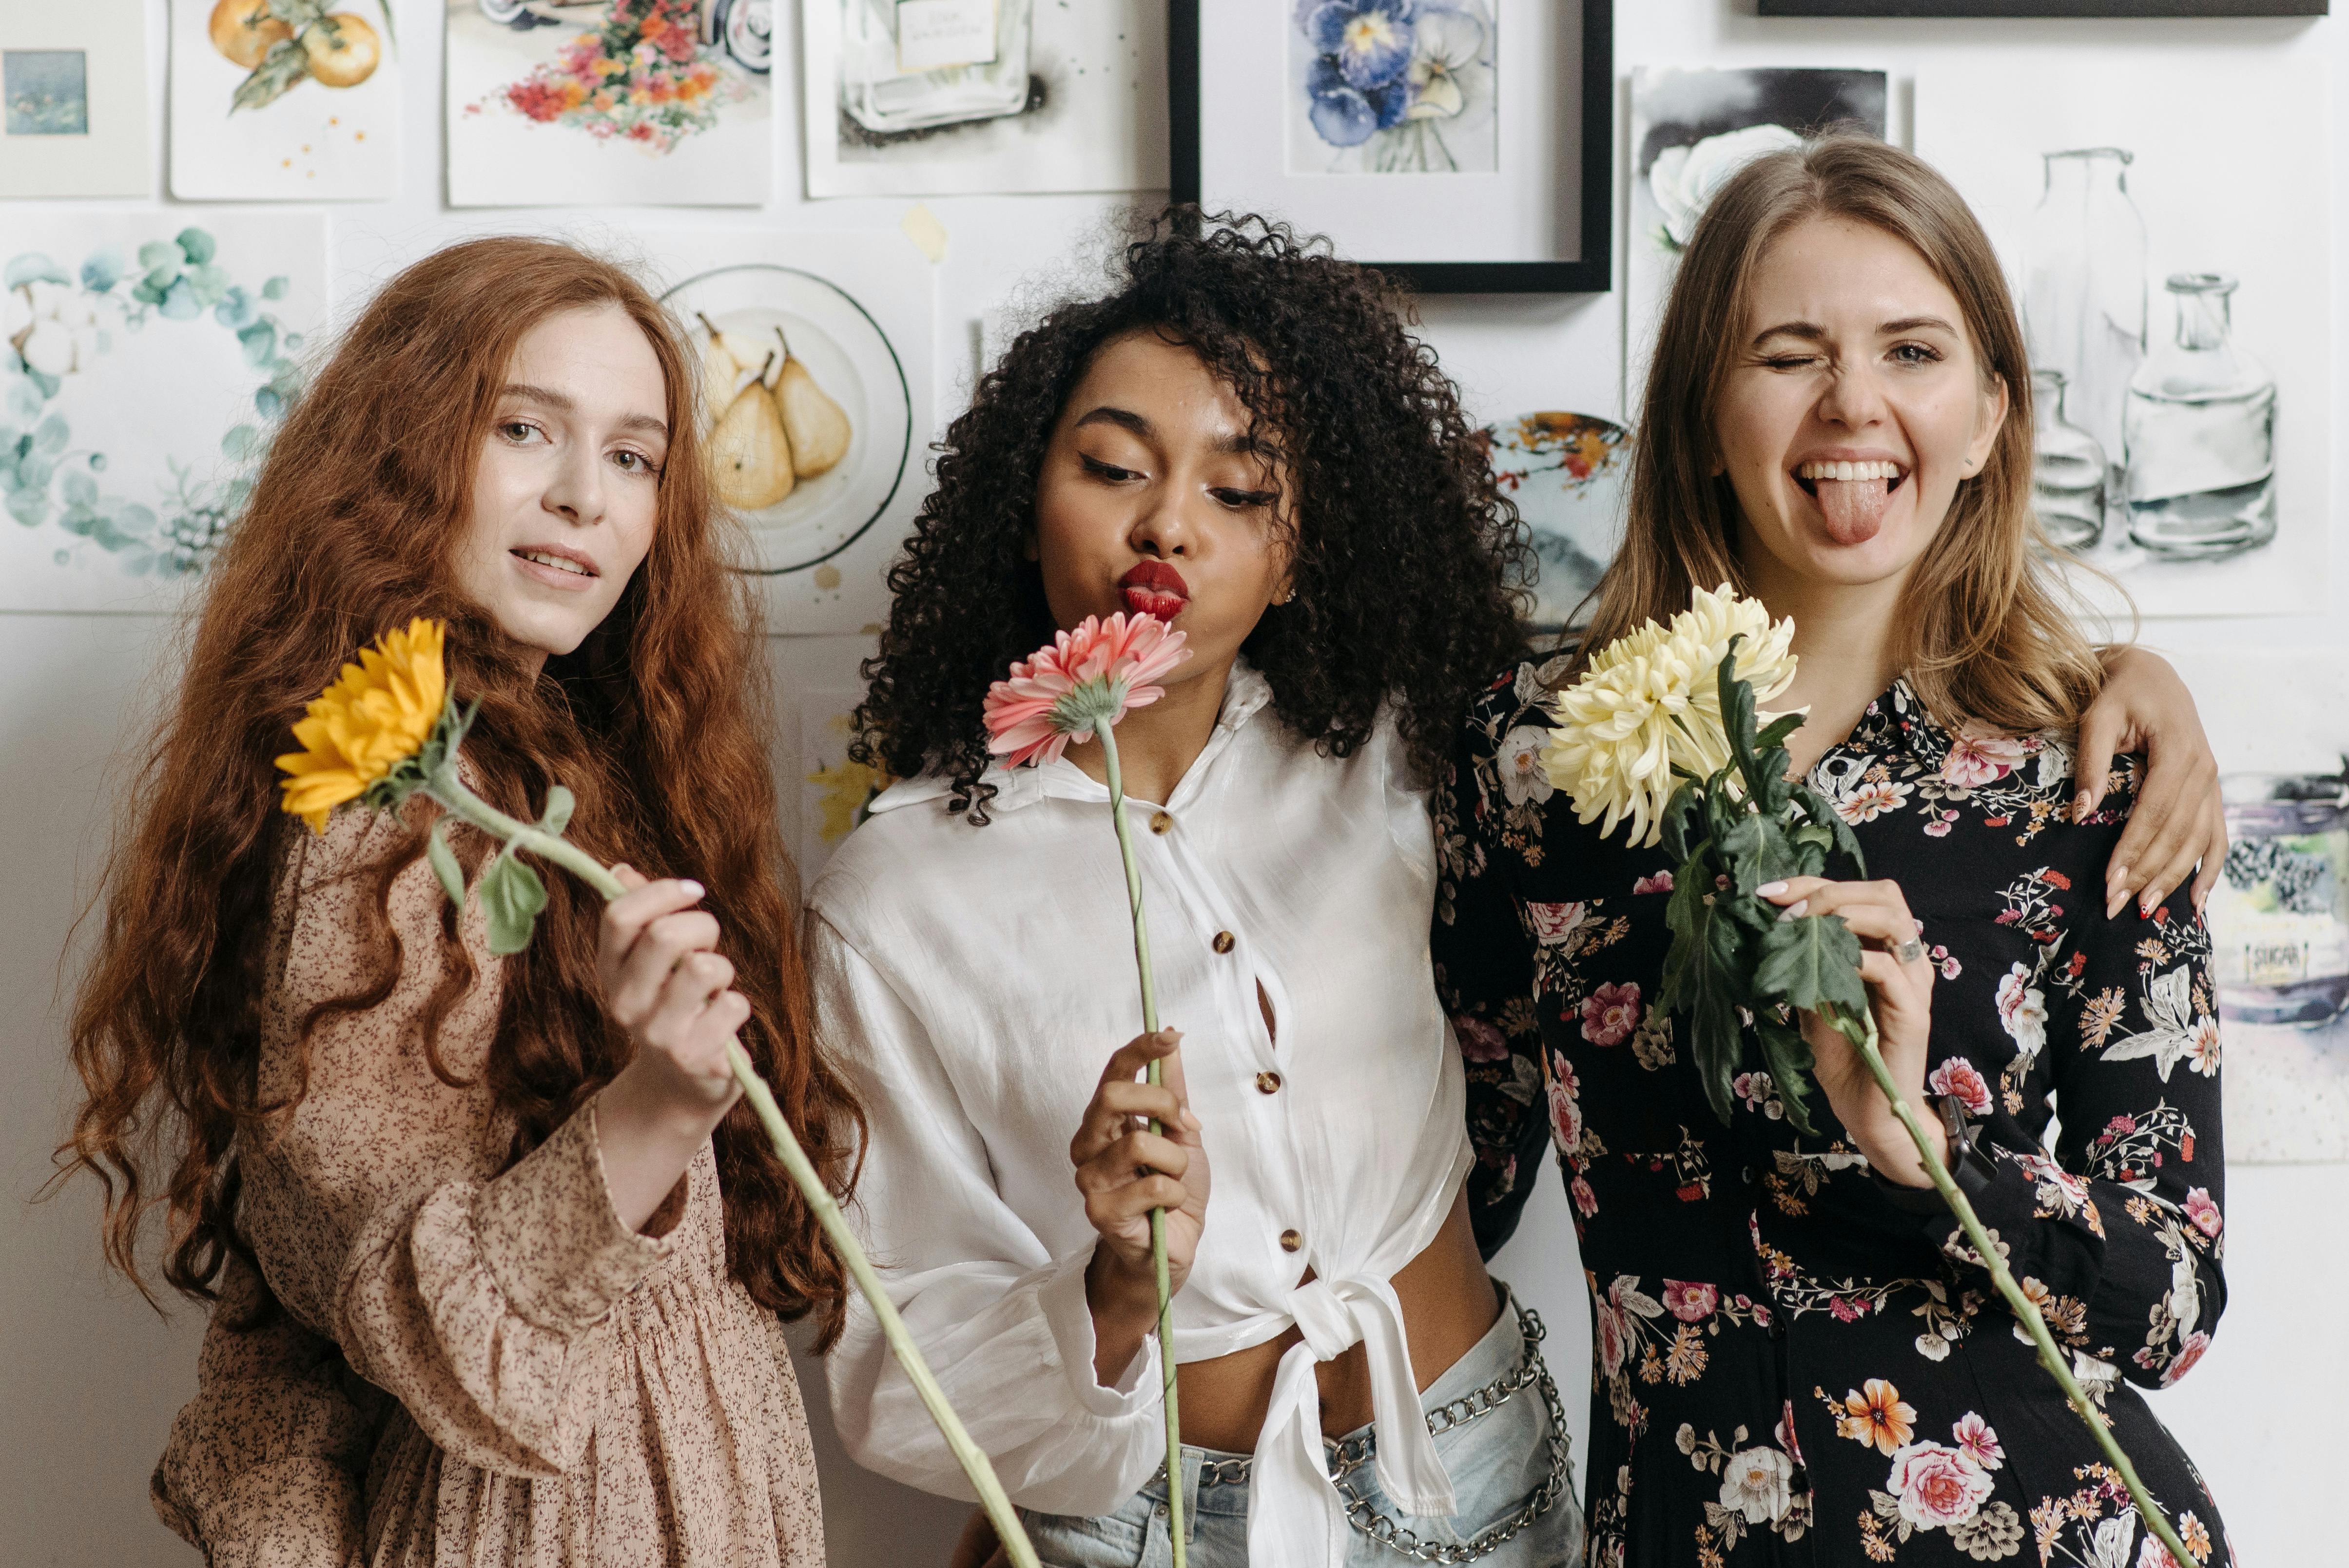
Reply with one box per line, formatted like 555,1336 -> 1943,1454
1170,1188 -> 1498,1455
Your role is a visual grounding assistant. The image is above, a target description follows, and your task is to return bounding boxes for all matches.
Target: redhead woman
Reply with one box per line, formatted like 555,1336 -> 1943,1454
1438,137 -> 2233,1565
62,237 -> 855,1566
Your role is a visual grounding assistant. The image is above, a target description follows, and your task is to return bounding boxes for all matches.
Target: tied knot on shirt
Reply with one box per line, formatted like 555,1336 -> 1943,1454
1277,1273 -> 1457,1521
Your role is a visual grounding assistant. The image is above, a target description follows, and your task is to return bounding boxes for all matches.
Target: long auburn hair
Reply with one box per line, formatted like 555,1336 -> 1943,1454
1581,133 -> 2105,733
60,236 -> 863,1346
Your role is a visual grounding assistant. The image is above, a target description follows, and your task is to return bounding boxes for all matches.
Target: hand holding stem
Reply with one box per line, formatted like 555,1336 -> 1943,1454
1073,1028 -> 1209,1383
1760,879 -> 2196,1566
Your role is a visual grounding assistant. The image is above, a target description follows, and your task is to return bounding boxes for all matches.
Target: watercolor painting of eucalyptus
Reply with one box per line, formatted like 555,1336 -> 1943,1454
1288,0 -> 1495,175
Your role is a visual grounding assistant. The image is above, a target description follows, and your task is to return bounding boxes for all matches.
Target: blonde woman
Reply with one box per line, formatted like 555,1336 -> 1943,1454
1437,138 -> 2232,1565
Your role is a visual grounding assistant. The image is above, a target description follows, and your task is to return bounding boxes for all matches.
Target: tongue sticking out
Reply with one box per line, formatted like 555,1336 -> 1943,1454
1814,478 -> 1892,546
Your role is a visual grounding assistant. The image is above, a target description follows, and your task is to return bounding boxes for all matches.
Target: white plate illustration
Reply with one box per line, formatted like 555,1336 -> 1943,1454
1485,410 -> 1631,631
660,263 -> 911,577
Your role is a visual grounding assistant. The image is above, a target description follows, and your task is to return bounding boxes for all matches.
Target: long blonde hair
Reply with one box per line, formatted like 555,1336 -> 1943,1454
1582,132 -> 2105,734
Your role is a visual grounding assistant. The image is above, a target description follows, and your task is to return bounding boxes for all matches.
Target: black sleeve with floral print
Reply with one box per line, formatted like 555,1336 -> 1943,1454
1435,667 -> 2233,1568
1434,663 -> 1569,1260
1904,862 -> 2227,1392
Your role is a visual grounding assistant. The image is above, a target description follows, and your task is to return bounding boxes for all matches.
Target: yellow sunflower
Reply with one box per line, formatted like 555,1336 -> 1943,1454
275,618 -> 448,833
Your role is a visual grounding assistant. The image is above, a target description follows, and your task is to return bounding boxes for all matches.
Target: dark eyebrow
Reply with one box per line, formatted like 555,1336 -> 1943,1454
1074,404 -> 1254,455
1750,321 -> 1826,347
1880,315 -> 1960,337
1074,405 -> 1152,439
498,383 -> 669,441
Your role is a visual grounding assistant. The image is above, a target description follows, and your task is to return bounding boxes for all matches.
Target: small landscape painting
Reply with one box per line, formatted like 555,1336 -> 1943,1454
4,50 -> 87,136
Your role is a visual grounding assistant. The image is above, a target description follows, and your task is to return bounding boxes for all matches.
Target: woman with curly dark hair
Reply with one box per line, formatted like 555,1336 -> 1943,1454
812,212 -> 1583,1567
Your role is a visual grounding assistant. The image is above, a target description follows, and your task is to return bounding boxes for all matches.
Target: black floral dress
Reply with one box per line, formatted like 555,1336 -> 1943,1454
1435,662 -> 2232,1568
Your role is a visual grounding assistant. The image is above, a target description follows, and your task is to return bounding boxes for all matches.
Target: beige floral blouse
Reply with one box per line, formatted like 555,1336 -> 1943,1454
151,807 -> 826,1568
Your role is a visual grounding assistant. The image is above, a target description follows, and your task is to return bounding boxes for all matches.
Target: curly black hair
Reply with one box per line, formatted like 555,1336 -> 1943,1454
854,208 -> 1533,818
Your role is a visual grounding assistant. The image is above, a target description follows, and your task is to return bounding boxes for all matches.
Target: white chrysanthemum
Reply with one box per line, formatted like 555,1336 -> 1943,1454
1540,584 -> 1801,847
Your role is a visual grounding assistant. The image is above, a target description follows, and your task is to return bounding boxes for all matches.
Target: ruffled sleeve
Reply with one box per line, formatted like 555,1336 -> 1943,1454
151,1249 -> 385,1567
239,807 -> 674,1479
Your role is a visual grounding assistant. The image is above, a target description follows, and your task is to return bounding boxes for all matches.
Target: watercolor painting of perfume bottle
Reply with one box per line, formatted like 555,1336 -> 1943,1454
2024,145 -> 2279,565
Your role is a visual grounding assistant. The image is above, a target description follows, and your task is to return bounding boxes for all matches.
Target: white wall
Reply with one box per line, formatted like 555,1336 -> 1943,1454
5,1 -> 2345,1563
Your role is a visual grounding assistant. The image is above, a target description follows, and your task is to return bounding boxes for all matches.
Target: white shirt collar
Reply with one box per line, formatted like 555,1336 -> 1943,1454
867,659 -> 1277,818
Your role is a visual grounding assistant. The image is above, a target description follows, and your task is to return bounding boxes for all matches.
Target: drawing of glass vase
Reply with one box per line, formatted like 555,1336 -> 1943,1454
841,0 -> 1033,137
2030,368 -> 2105,552
2123,273 -> 2278,560
2022,148 -> 2146,468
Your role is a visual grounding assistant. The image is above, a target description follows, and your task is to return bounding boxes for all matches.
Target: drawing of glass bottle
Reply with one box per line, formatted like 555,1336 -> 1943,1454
2123,273 -> 2278,560
2030,369 -> 2105,552
2022,149 -> 2146,468
840,0 -> 1033,137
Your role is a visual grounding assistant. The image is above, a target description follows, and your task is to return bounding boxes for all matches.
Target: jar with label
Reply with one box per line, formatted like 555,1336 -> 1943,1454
2210,768 -> 2349,1026
840,0 -> 1033,137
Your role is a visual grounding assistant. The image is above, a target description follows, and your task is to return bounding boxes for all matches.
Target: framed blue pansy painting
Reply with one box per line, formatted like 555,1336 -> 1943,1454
1171,0 -> 1613,292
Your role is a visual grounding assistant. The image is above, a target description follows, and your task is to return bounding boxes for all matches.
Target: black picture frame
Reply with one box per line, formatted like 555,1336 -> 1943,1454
1760,0 -> 2321,14
1168,0 -> 1614,294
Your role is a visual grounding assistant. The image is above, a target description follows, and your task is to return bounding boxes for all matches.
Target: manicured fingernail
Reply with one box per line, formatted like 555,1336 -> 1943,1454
679,879 -> 704,897
1756,881 -> 1789,897
1914,918 -> 1926,935
2140,891 -> 2158,917
2073,792 -> 2091,819
1161,1028 -> 1183,1044
1777,899 -> 1808,923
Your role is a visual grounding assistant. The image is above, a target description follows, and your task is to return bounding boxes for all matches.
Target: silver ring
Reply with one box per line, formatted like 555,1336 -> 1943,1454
1892,936 -> 1927,965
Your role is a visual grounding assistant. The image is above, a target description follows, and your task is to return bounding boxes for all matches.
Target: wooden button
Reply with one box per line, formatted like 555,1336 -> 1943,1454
1279,1229 -> 1303,1253
1212,930 -> 1235,954
1256,1071 -> 1282,1094
1150,811 -> 1173,834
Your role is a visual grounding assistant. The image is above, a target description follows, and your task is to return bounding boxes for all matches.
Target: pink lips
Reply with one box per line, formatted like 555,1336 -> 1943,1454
511,543 -> 600,591
1118,561 -> 1189,622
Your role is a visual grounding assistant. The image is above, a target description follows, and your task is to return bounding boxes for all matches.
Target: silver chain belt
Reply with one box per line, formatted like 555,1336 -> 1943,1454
1171,1305 -> 1575,1563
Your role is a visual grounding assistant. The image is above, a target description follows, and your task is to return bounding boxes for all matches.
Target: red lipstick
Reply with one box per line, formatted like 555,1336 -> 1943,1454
1118,561 -> 1189,622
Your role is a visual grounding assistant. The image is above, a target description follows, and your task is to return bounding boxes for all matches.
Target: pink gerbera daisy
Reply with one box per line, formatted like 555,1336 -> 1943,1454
981,613 -> 1191,769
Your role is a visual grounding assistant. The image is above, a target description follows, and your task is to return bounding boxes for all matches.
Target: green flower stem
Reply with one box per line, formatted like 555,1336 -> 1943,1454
1830,1002 -> 2193,1565
421,765 -> 1043,1568
1092,722 -> 1186,1568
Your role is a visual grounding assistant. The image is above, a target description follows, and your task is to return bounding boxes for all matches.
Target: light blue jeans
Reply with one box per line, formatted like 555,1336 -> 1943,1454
1020,1287 -> 1583,1567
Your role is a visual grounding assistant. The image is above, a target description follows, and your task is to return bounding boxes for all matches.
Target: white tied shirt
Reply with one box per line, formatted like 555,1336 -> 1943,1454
809,665 -> 1475,1567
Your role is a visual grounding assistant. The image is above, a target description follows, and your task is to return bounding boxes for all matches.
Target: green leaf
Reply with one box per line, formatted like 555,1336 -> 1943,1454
1755,710 -> 1806,753
426,820 -> 466,911
175,228 -> 216,266
479,852 -> 547,956
262,276 -> 290,301
1662,848 -> 1754,1127
232,40 -> 312,114
136,240 -> 179,273
1755,912 -> 1869,1019
1755,1015 -> 1818,1136
1659,777 -> 1705,863
236,321 -> 277,368
1795,783 -> 1867,877
1719,811 -> 1802,894
538,785 -> 576,837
